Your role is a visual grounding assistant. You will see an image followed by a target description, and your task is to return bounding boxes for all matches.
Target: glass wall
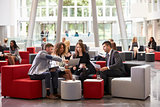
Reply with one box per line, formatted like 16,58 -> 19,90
17,0 -> 130,47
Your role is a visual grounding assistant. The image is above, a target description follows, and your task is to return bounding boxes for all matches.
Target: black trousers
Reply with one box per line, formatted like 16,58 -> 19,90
100,69 -> 125,93
0,56 -> 5,60
30,71 -> 58,93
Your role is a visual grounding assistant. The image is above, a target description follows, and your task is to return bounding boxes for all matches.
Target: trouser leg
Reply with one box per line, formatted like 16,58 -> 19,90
30,72 -> 51,89
50,71 -> 58,94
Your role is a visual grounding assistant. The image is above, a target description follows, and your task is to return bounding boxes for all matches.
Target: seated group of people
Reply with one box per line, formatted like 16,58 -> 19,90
1,36 -> 156,99
96,37 -> 157,61
129,37 -> 157,59
28,39 -> 127,99
0,39 -> 22,65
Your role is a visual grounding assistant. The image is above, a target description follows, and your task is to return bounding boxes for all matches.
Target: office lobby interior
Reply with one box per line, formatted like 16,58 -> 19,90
0,0 -> 160,107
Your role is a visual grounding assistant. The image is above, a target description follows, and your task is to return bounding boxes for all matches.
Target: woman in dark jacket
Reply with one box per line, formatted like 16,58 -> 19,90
72,42 -> 96,82
146,37 -> 156,53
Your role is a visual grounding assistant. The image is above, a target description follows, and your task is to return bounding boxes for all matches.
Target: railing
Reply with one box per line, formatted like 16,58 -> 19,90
6,34 -> 146,51
19,5 -> 129,19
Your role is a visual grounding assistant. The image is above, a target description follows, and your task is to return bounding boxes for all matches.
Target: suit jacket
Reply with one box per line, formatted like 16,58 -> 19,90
106,49 -> 126,76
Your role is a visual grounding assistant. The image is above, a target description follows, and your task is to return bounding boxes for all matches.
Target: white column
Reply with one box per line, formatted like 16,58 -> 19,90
88,0 -> 92,32
75,0 -> 77,17
56,0 -> 63,43
152,0 -> 155,12
103,0 -> 106,17
0,26 -> 7,44
143,19 -> 148,45
22,0 -> 27,17
91,0 -> 99,47
157,0 -> 160,11
152,20 -> 157,39
88,20 -> 91,33
111,22 -> 113,38
46,0 -> 49,17
115,0 -> 128,51
27,0 -> 38,47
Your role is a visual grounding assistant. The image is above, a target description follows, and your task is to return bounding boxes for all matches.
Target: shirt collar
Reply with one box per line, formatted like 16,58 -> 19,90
107,49 -> 112,56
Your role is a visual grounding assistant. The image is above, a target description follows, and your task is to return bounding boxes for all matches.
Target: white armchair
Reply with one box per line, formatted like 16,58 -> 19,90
111,65 -> 150,100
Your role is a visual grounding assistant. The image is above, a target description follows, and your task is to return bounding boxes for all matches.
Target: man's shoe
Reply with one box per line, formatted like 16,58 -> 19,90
46,94 -> 59,100
54,94 -> 61,99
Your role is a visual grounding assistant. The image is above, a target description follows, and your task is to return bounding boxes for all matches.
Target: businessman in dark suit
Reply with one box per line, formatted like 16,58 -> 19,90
100,41 -> 126,93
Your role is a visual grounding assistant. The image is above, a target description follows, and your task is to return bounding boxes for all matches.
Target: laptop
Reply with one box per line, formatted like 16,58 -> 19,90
68,58 -> 80,66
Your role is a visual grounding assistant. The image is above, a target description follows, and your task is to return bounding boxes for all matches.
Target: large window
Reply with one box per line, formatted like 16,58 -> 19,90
17,0 -> 130,46
98,23 -> 112,41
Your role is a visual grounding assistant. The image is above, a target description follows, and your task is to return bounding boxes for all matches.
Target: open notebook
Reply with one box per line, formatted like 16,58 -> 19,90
49,61 -> 59,69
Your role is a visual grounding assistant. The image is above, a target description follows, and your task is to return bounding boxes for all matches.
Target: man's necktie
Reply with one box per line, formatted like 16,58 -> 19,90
107,54 -> 110,67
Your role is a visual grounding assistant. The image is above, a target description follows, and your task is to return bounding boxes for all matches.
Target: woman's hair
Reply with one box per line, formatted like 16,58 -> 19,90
4,38 -> 8,43
132,37 -> 137,43
64,40 -> 70,53
54,42 -> 66,56
111,42 -> 117,50
74,42 -> 86,57
10,40 -> 19,50
149,37 -> 155,43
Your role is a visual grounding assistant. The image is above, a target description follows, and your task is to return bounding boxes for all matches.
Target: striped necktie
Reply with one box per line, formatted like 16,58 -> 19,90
107,54 -> 110,67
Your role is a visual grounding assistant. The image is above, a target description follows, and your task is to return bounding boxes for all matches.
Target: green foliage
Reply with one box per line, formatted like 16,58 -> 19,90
77,0 -> 88,6
96,0 -> 103,6
106,0 -> 115,6
63,0 -> 74,6
77,8 -> 82,17
38,0 -> 46,6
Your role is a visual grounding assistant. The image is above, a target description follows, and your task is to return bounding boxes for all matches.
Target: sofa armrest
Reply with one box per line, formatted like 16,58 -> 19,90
1,64 -> 32,96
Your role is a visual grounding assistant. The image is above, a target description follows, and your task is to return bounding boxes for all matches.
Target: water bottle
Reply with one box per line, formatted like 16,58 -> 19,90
72,75 -> 76,81
97,71 -> 101,80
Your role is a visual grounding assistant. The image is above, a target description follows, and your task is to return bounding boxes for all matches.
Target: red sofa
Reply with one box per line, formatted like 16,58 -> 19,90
1,64 -> 42,99
0,61 -> 8,72
4,51 -> 29,65
154,52 -> 160,61
89,61 -> 106,79
27,47 -> 37,54
19,51 -> 29,64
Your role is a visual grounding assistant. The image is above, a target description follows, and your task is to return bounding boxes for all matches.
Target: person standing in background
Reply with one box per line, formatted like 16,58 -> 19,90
41,37 -> 47,50
65,31 -> 69,37
75,32 -> 79,37
41,30 -> 44,40
45,29 -> 49,41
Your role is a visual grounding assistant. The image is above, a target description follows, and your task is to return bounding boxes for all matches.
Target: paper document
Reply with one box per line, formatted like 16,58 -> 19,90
49,60 -> 59,69
90,61 -> 101,69
98,53 -> 106,57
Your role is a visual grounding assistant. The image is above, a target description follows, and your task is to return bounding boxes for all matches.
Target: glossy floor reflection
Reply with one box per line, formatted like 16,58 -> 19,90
1,60 -> 160,107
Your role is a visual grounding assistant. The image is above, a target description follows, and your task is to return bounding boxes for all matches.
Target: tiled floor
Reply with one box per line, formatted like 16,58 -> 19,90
1,60 -> 160,107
